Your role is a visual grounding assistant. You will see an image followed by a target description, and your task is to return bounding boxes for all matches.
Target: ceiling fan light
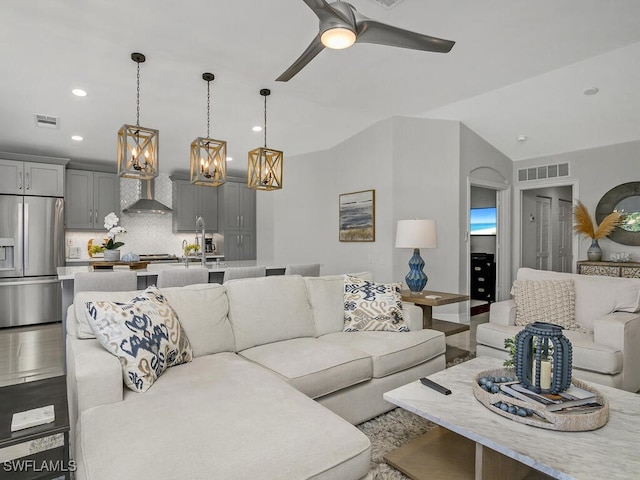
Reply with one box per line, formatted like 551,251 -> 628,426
321,27 -> 356,49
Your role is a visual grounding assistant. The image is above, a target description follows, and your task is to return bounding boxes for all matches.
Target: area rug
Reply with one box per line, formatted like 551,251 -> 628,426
358,355 -> 473,479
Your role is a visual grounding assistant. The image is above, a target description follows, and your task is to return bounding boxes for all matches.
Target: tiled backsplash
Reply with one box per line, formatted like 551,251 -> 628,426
65,174 -> 223,259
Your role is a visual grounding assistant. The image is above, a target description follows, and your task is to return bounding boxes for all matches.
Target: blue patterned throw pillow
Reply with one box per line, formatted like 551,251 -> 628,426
343,275 -> 409,332
86,286 -> 193,392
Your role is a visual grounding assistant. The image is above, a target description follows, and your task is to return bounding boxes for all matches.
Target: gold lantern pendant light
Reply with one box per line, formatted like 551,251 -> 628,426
190,73 -> 226,186
117,52 -> 159,179
248,89 -> 283,191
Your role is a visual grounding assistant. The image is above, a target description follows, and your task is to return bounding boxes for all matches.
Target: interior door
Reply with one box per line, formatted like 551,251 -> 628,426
558,199 -> 573,273
535,197 -> 551,270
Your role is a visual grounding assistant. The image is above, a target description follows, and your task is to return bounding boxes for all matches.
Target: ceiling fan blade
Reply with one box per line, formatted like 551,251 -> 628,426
355,14 -> 455,53
276,34 -> 325,82
303,0 -> 353,25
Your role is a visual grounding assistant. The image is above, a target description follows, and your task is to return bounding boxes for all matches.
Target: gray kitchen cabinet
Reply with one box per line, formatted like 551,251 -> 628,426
225,231 -> 255,262
0,159 -> 64,196
218,180 -> 256,260
65,169 -> 120,230
171,179 -> 218,233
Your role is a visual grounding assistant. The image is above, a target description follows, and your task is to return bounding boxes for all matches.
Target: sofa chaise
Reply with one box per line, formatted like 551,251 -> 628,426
476,267 -> 640,392
66,273 -> 447,480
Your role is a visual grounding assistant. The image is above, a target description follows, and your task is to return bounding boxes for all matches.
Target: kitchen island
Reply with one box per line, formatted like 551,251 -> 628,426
57,260 -> 288,315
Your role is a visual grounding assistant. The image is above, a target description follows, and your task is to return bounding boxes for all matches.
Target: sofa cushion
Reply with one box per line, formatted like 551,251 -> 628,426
159,283 -> 234,357
239,337 -> 372,399
476,322 -> 623,375
512,279 -> 579,330
319,329 -> 445,378
343,275 -> 409,332
304,272 -> 375,336
85,286 -> 193,392
517,268 -> 640,331
225,276 -> 316,351
77,353 -> 371,480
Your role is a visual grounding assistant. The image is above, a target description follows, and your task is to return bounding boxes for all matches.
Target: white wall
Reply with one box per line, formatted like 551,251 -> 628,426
514,139 -> 640,262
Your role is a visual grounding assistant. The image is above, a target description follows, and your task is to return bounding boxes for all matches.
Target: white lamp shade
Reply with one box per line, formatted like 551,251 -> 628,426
395,219 -> 438,249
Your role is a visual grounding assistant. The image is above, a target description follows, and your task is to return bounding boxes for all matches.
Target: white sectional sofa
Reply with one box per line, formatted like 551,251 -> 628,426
476,268 -> 640,392
66,273 -> 447,480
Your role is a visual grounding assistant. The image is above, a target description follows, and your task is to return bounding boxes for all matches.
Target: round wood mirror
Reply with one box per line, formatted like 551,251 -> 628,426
595,182 -> 640,246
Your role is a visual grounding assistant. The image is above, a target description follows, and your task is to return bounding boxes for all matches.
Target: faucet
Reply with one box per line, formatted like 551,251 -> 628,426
195,215 -> 206,268
182,239 -> 189,268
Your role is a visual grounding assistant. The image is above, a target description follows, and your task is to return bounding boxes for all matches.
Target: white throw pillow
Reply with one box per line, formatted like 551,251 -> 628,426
512,279 -> 580,331
343,275 -> 409,332
86,286 -> 193,392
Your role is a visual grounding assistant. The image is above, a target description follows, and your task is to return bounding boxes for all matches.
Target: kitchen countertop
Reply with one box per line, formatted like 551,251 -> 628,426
57,260 -> 284,280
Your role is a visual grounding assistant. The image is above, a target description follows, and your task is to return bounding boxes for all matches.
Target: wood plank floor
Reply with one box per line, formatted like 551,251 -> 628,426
0,323 -> 64,387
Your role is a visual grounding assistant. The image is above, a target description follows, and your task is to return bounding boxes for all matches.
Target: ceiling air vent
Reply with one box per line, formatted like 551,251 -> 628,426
367,0 -> 406,9
517,162 -> 569,182
34,114 -> 60,129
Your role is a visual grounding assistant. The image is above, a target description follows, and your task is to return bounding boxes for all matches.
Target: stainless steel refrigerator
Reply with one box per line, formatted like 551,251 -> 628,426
0,194 -> 64,327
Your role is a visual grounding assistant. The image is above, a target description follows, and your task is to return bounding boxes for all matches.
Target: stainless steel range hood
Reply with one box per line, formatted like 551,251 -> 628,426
123,179 -> 172,214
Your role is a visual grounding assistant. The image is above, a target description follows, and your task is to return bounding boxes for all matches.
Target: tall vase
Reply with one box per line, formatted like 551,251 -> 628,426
587,239 -> 602,262
104,249 -> 121,262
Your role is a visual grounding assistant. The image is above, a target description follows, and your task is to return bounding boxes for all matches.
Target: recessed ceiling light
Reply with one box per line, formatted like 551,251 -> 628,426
252,126 -> 262,132
72,88 -> 87,97
226,156 -> 233,161
583,87 -> 599,96
71,135 -> 83,141
517,135 -> 527,142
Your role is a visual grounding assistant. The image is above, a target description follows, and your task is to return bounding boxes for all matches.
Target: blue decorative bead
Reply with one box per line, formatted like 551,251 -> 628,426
491,385 -> 500,393
481,384 -> 489,391
508,406 -> 517,414
500,403 -> 509,411
517,408 -> 528,417
479,377 -> 488,385
485,380 -> 493,389
500,377 -> 508,383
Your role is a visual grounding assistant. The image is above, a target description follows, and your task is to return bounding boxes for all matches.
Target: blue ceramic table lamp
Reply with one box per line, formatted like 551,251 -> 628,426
395,219 -> 438,292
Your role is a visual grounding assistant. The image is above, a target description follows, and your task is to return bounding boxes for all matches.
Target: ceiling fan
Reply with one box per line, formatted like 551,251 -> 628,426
276,0 -> 455,82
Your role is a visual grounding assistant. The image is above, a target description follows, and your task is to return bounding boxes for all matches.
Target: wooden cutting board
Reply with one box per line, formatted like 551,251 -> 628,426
90,261 -> 150,270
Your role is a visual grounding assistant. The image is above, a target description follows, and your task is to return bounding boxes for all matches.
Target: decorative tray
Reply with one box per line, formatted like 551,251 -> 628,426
473,368 -> 608,431
90,261 -> 149,270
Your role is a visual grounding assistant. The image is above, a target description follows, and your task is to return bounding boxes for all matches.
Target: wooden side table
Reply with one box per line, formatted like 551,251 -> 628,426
402,290 -> 471,362
0,376 -> 71,480
401,290 -> 470,332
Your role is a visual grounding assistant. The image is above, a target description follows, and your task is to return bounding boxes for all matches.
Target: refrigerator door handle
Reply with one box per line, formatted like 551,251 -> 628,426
23,202 -> 29,270
17,202 -> 24,276
25,172 -> 30,190
18,171 -> 23,190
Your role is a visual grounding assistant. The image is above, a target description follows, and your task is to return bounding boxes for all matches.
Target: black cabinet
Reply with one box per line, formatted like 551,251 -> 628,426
471,253 -> 495,302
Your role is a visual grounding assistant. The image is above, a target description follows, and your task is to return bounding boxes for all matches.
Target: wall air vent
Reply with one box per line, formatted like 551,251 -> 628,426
34,114 -> 60,129
517,162 -> 569,182
367,0 -> 406,9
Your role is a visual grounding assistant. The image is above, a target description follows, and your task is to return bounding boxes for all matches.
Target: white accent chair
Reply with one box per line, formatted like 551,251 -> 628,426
157,268 -> 210,288
476,268 -> 640,392
285,263 -> 321,277
223,265 -> 266,283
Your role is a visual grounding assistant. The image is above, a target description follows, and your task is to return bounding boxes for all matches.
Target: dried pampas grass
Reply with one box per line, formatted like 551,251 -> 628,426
573,200 -> 624,239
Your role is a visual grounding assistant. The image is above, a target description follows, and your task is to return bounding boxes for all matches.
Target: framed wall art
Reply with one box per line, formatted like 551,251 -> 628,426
339,189 -> 375,242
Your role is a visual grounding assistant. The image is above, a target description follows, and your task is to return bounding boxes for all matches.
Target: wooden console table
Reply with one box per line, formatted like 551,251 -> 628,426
577,260 -> 640,278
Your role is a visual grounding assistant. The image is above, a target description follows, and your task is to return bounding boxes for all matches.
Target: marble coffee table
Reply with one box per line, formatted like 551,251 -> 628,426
383,356 -> 640,480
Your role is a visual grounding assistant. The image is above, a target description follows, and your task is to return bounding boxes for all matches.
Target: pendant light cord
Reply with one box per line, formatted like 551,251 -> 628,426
263,94 -> 267,148
136,60 -> 140,127
207,79 -> 211,138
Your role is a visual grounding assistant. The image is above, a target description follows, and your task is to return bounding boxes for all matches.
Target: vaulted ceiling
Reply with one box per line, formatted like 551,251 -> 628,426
1,0 -> 639,175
